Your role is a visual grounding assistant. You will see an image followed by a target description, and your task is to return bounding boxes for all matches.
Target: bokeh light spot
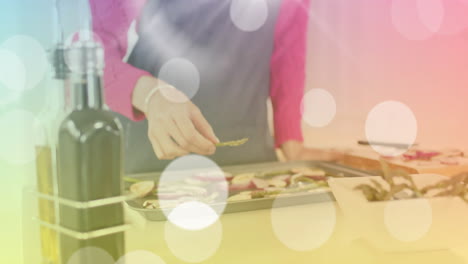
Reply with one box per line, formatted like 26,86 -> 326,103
391,0 -> 443,40
271,199 -> 336,251
384,199 -> 432,242
1,35 -> 49,91
365,101 -> 417,157
158,155 -> 228,229
230,0 -> 269,32
165,219 -> 222,263
0,49 -> 26,93
417,0 -> 444,33
301,88 -> 337,128
168,201 -> 219,231
158,58 -> 200,103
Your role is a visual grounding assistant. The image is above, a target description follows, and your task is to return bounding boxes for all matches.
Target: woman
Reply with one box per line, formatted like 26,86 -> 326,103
90,0 -> 334,173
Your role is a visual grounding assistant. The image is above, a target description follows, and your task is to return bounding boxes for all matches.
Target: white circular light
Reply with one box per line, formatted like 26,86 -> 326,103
0,109 -> 46,164
230,0 -> 269,32
0,49 -> 26,93
158,155 -> 228,230
271,199 -> 336,251
302,89 -> 337,128
165,219 -> 222,263
391,0 -> 443,40
1,35 -> 49,91
384,199 -> 432,242
66,247 -> 114,264
116,250 -> 166,264
168,201 -> 219,231
417,0 -> 444,33
365,101 -> 417,157
158,58 -> 200,103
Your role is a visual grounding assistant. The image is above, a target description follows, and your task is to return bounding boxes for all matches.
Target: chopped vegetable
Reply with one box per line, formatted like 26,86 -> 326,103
291,167 -> 326,177
355,160 -> 468,202
268,178 -> 287,188
232,173 -> 256,185
131,166 -> 335,210
216,138 -> 249,147
403,150 -> 441,161
252,178 -> 269,189
230,173 -> 256,191
143,200 -> 159,209
227,192 -> 251,202
272,175 -> 291,183
130,181 -> 155,198
124,177 -> 142,183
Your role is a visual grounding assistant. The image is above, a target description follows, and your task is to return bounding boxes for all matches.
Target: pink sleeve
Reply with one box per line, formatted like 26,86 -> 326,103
90,0 -> 150,121
270,0 -> 310,148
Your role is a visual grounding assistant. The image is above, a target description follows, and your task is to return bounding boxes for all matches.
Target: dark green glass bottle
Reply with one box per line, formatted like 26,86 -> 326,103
57,40 -> 125,263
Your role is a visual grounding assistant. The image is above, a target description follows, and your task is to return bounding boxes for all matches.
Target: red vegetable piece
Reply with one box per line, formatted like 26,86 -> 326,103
229,182 -> 255,192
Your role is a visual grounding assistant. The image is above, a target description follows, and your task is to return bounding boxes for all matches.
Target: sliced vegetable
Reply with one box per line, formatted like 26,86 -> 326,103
232,173 -> 256,185
272,175 -> 291,184
252,178 -> 269,189
251,189 -> 282,199
124,177 -> 142,183
229,182 -> 254,192
143,200 -> 159,209
403,150 -> 441,161
130,181 -> 155,198
227,192 -> 251,202
268,178 -> 287,188
230,173 -> 256,191
291,167 -> 326,177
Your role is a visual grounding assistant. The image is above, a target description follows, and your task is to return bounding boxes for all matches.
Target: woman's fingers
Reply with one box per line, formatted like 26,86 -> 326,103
164,118 -> 209,155
191,106 -> 219,144
143,82 -> 217,160
149,124 -> 188,160
174,115 -> 216,155
148,133 -> 165,160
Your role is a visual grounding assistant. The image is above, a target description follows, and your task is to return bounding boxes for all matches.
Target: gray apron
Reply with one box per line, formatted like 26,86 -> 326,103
119,0 -> 282,173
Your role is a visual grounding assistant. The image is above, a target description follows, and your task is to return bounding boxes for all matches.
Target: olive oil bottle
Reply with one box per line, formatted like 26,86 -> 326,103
57,40 -> 125,263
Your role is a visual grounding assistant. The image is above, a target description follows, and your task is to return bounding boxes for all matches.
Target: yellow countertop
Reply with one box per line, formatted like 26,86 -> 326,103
124,202 -> 468,264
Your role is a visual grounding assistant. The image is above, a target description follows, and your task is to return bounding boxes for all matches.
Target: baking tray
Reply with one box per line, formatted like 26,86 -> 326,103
125,161 -> 372,221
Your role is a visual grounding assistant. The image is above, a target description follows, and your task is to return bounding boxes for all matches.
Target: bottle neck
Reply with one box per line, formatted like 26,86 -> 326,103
72,74 -> 104,110
65,40 -> 105,110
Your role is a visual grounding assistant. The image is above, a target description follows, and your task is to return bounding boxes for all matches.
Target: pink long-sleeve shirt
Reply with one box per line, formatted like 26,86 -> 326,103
90,0 -> 309,148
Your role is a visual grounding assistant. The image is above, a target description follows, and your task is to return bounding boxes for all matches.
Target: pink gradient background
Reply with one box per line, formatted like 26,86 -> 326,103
302,0 -> 468,150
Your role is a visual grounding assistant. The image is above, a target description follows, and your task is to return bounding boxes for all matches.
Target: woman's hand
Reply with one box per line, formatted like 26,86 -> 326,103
281,140 -> 342,162
132,76 -> 219,160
